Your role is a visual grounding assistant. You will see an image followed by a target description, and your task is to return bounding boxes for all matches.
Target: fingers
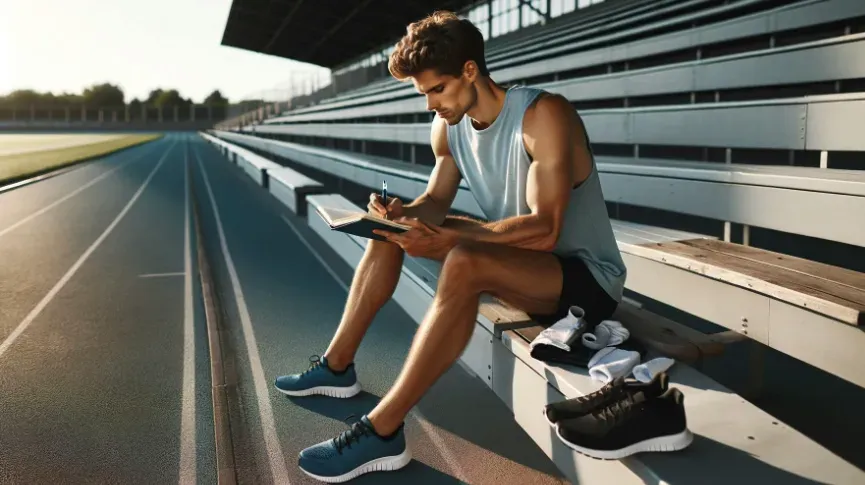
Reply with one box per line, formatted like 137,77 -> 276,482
373,230 -> 404,244
367,194 -> 387,216
396,217 -> 437,233
369,193 -> 403,218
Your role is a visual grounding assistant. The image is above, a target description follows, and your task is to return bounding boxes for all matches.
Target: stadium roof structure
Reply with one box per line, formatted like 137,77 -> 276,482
220,0 -> 483,69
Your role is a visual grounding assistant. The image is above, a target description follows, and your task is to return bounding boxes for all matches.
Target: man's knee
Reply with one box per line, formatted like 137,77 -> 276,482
440,244 -> 488,291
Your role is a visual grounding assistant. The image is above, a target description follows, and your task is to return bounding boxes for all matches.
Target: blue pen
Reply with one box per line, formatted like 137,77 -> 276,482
381,180 -> 388,218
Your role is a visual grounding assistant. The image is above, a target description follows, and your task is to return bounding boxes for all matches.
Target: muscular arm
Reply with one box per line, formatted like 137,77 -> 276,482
450,94 -> 591,252
401,116 -> 462,225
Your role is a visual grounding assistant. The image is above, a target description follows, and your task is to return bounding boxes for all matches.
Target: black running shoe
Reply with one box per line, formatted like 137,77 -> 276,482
555,387 -> 693,460
543,372 -> 668,426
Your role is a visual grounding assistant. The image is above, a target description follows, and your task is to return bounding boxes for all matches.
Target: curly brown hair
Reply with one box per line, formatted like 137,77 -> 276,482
388,11 -> 489,80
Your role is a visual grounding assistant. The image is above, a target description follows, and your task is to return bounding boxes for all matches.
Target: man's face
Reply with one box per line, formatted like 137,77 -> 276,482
411,68 -> 475,126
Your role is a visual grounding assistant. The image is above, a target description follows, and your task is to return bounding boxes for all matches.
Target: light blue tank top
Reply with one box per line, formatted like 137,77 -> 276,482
446,85 -> 627,302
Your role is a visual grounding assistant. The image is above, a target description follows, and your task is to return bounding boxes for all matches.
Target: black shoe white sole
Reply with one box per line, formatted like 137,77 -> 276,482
275,382 -> 362,398
555,425 -> 693,460
299,448 -> 412,483
544,409 -> 556,427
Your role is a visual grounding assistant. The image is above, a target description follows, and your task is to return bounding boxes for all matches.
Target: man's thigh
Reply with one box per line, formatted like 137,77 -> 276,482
448,242 -> 563,317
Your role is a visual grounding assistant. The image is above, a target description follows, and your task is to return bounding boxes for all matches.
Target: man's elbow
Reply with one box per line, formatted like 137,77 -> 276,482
537,222 -> 560,252
538,237 -> 558,252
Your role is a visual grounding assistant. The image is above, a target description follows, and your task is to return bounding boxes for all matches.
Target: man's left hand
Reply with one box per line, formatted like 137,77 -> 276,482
373,218 -> 458,260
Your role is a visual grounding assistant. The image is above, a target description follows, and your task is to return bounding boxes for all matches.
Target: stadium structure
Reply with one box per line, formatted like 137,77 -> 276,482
208,0 -> 865,483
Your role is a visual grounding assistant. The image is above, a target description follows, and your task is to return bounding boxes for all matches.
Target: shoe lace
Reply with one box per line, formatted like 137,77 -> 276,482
333,414 -> 370,454
593,394 -> 640,426
576,381 -> 620,407
301,355 -> 323,376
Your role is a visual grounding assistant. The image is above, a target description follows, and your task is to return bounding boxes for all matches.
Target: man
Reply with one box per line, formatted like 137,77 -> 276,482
275,10 -> 627,482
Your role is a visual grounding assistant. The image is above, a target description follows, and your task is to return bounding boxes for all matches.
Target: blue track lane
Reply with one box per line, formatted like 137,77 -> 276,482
0,133 -> 216,484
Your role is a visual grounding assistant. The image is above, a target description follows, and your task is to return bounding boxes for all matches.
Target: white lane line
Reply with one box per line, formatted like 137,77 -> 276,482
139,272 -> 185,278
279,214 -> 470,482
0,142 -> 161,240
179,139 -> 197,484
0,140 -> 177,360
192,147 -> 291,485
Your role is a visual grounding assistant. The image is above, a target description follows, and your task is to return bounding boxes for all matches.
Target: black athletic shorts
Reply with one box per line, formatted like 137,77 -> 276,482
529,254 -> 619,327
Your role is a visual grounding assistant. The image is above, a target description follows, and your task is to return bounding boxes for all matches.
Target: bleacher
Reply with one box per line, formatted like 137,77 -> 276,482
206,0 -> 865,482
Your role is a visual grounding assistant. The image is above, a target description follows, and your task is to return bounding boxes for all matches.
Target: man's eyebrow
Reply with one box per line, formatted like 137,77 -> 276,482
418,83 -> 443,94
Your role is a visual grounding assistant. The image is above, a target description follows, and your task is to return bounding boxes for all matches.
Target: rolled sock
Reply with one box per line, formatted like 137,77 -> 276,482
588,347 -> 641,384
581,325 -> 610,350
530,306 -> 588,352
581,320 -> 630,350
632,357 -> 675,383
605,321 -> 630,347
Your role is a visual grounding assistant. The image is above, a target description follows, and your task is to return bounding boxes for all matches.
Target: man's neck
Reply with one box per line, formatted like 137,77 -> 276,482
466,77 -> 508,130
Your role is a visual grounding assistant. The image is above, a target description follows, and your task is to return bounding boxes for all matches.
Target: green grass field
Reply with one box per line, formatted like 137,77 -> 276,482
0,133 -> 163,185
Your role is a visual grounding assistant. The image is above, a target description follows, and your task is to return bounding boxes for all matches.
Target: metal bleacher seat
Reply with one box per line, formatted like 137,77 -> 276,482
269,0 -> 854,122
273,0 -> 723,119
283,0 -> 665,115
211,0 -> 865,481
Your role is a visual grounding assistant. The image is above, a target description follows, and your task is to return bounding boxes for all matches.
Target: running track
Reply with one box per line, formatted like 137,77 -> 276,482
0,132 -> 569,484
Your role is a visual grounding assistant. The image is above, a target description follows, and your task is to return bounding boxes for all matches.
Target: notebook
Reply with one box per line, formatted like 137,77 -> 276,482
314,205 -> 410,242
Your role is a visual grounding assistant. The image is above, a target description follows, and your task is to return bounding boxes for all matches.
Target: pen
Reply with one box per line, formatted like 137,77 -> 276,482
381,180 -> 388,218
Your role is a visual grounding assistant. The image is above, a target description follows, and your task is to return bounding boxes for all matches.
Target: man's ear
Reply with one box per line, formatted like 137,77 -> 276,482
463,61 -> 478,82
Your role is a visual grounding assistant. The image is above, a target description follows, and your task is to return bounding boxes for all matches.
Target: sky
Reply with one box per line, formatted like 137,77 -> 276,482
0,0 -> 331,103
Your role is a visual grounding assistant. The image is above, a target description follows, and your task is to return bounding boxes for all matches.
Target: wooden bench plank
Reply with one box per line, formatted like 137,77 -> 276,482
478,294 -> 535,335
684,238 -> 865,293
624,239 -> 865,326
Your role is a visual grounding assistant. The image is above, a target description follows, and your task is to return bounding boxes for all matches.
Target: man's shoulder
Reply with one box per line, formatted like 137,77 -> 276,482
524,91 -> 574,122
522,91 -> 582,139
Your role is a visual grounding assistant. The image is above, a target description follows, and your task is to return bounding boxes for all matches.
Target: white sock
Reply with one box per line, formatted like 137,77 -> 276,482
588,347 -> 641,384
581,320 -> 630,350
632,357 -> 675,383
529,306 -> 588,352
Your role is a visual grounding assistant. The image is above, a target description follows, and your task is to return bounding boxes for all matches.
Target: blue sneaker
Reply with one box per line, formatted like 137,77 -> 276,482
298,415 -> 411,483
274,355 -> 361,398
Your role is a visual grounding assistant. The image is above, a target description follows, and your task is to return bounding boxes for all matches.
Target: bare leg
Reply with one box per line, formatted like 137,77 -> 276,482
366,242 -> 564,435
323,239 -> 405,370
322,217 -> 475,370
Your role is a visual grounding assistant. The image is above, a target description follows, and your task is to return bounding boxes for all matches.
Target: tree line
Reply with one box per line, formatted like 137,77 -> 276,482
0,83 -> 235,109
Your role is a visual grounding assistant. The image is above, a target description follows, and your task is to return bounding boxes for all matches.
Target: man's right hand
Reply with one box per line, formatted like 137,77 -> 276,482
368,193 -> 404,220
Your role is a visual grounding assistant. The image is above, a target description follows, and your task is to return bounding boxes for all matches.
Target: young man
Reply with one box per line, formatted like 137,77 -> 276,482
275,10 -> 627,482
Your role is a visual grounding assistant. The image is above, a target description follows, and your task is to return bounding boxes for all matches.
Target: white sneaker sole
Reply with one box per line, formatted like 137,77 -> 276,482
275,382 -> 362,398
556,426 -> 693,460
299,447 -> 412,483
